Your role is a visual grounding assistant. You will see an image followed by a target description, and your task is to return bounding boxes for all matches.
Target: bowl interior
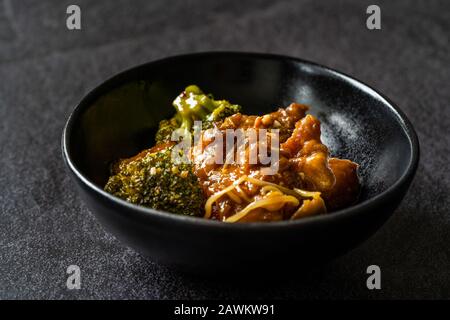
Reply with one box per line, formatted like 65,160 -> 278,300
67,53 -> 414,206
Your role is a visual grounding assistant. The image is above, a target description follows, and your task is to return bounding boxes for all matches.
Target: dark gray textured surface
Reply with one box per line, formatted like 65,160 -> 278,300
0,0 -> 449,299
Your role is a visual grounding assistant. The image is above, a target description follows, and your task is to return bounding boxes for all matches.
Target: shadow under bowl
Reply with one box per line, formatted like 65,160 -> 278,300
62,52 -> 419,274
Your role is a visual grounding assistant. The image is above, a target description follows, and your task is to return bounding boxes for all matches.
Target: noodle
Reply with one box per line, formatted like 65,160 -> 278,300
227,190 -> 242,204
245,176 -> 305,199
204,176 -> 247,219
235,185 -> 252,202
204,175 -> 327,222
290,188 -> 326,219
260,185 -> 281,195
225,195 -> 299,223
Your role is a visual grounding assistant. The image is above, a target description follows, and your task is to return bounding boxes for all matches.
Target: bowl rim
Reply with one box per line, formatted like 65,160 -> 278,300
62,51 -> 420,230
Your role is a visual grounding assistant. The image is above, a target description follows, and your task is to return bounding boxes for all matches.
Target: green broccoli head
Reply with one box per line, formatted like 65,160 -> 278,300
155,117 -> 178,143
172,85 -> 215,131
155,85 -> 241,141
203,101 -> 242,129
104,147 -> 205,216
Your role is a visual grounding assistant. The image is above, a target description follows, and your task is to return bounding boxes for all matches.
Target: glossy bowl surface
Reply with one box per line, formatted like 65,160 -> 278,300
62,52 -> 419,273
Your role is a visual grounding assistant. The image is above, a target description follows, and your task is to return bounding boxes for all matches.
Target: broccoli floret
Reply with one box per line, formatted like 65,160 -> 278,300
154,85 -> 241,140
203,102 -> 242,129
155,117 -> 178,143
104,147 -> 205,216
172,85 -> 214,131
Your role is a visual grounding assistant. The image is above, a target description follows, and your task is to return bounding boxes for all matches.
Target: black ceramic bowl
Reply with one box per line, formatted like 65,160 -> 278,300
62,52 -> 419,274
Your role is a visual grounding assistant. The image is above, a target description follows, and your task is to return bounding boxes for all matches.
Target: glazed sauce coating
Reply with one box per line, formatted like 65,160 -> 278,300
192,103 -> 360,221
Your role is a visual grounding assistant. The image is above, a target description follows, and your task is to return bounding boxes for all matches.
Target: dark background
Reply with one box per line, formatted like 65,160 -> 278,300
0,0 -> 448,299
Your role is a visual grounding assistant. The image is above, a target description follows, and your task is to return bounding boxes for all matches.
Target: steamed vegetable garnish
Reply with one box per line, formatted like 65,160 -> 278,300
203,100 -> 242,129
156,85 -> 242,138
155,117 -> 178,143
104,147 -> 205,216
